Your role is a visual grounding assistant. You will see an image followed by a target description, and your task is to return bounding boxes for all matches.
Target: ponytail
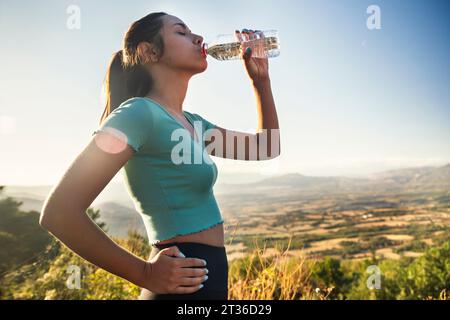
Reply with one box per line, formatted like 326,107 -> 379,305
99,12 -> 168,125
100,50 -> 153,125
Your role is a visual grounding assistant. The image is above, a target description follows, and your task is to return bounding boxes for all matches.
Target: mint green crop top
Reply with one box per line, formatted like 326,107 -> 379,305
92,97 -> 224,245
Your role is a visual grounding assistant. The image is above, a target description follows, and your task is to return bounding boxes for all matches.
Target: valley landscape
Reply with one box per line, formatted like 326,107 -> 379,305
3,164 -> 449,262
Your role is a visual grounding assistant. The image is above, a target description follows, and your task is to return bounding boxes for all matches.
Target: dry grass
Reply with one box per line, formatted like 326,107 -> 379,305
227,236 -> 332,300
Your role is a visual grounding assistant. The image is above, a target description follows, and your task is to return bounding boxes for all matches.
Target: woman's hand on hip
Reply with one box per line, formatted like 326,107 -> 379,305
140,246 -> 209,294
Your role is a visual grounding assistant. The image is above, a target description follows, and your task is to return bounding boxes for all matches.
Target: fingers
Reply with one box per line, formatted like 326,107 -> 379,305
236,28 -> 262,59
242,28 -> 251,41
243,29 -> 250,42
173,284 -> 205,294
159,246 -> 185,258
236,30 -> 247,59
178,266 -> 209,277
172,262 -> 209,294
148,246 -> 212,295
236,29 -> 246,59
256,29 -> 264,39
235,30 -> 243,42
236,28 -> 259,42
160,246 -> 207,268
178,257 -> 207,268
178,274 -> 209,287
243,47 -> 252,60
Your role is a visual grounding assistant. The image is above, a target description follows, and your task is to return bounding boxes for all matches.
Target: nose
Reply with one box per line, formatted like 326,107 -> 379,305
194,34 -> 204,46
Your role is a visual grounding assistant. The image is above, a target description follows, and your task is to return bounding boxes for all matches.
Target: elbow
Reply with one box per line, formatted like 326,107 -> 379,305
39,188 -> 67,232
39,196 -> 86,234
39,198 -> 60,232
39,206 -> 53,231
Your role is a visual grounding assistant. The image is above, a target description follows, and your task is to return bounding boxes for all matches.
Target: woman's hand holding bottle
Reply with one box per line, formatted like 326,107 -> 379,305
236,29 -> 271,84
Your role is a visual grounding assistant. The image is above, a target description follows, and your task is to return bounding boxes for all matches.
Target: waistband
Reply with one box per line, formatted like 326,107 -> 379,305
152,241 -> 226,250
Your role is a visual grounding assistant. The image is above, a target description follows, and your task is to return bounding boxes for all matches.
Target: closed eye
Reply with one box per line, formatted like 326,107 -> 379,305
177,32 -> 186,36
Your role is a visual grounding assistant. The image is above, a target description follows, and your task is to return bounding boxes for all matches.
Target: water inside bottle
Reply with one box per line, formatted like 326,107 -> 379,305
207,36 -> 279,61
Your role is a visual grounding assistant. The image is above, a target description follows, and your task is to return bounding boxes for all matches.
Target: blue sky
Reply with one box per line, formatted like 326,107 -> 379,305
0,0 -> 449,185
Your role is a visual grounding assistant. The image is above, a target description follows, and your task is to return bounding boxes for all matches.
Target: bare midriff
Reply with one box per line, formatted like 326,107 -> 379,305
156,222 -> 225,248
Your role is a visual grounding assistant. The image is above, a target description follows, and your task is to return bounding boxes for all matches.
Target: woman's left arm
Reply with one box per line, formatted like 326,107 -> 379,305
205,29 -> 280,161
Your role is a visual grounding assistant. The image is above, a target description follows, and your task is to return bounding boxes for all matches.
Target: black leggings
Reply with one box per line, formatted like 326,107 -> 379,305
139,242 -> 229,300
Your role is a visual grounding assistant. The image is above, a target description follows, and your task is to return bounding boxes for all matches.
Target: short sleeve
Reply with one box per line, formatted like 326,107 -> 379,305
92,98 -> 154,153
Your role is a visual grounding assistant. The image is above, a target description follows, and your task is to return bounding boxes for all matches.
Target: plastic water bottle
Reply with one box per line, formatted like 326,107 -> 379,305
202,30 -> 280,61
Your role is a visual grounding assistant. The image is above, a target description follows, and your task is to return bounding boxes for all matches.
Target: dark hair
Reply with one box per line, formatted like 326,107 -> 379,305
100,12 -> 168,125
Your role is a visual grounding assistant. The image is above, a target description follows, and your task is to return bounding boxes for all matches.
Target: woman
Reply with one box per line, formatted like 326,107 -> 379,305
39,12 -> 280,300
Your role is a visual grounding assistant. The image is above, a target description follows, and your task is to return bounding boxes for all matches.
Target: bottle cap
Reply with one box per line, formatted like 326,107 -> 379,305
201,42 -> 208,57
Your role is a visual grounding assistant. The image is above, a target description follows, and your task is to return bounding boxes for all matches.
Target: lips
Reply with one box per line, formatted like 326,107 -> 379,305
201,43 -> 208,57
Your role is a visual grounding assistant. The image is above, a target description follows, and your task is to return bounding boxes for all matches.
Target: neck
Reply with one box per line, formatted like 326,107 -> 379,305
146,66 -> 192,116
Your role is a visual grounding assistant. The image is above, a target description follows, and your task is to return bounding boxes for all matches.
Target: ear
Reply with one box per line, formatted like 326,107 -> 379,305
137,42 -> 159,64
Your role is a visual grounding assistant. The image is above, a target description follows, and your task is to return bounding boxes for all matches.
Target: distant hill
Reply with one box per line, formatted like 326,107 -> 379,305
217,163 -> 450,194
0,185 -> 52,201
3,197 -> 45,213
4,164 -> 449,200
3,162 -> 449,201
93,202 -> 147,238
361,163 -> 450,191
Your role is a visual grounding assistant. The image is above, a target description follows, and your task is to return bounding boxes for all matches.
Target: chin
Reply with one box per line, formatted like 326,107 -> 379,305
183,58 -> 208,75
192,60 -> 208,74
199,60 -> 208,72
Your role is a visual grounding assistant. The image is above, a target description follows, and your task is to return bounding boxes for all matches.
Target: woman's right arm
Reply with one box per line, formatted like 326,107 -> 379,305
40,131 -> 208,294
39,132 -> 149,288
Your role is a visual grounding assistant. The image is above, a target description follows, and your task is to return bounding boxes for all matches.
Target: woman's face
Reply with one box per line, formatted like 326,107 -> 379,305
157,15 -> 207,74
